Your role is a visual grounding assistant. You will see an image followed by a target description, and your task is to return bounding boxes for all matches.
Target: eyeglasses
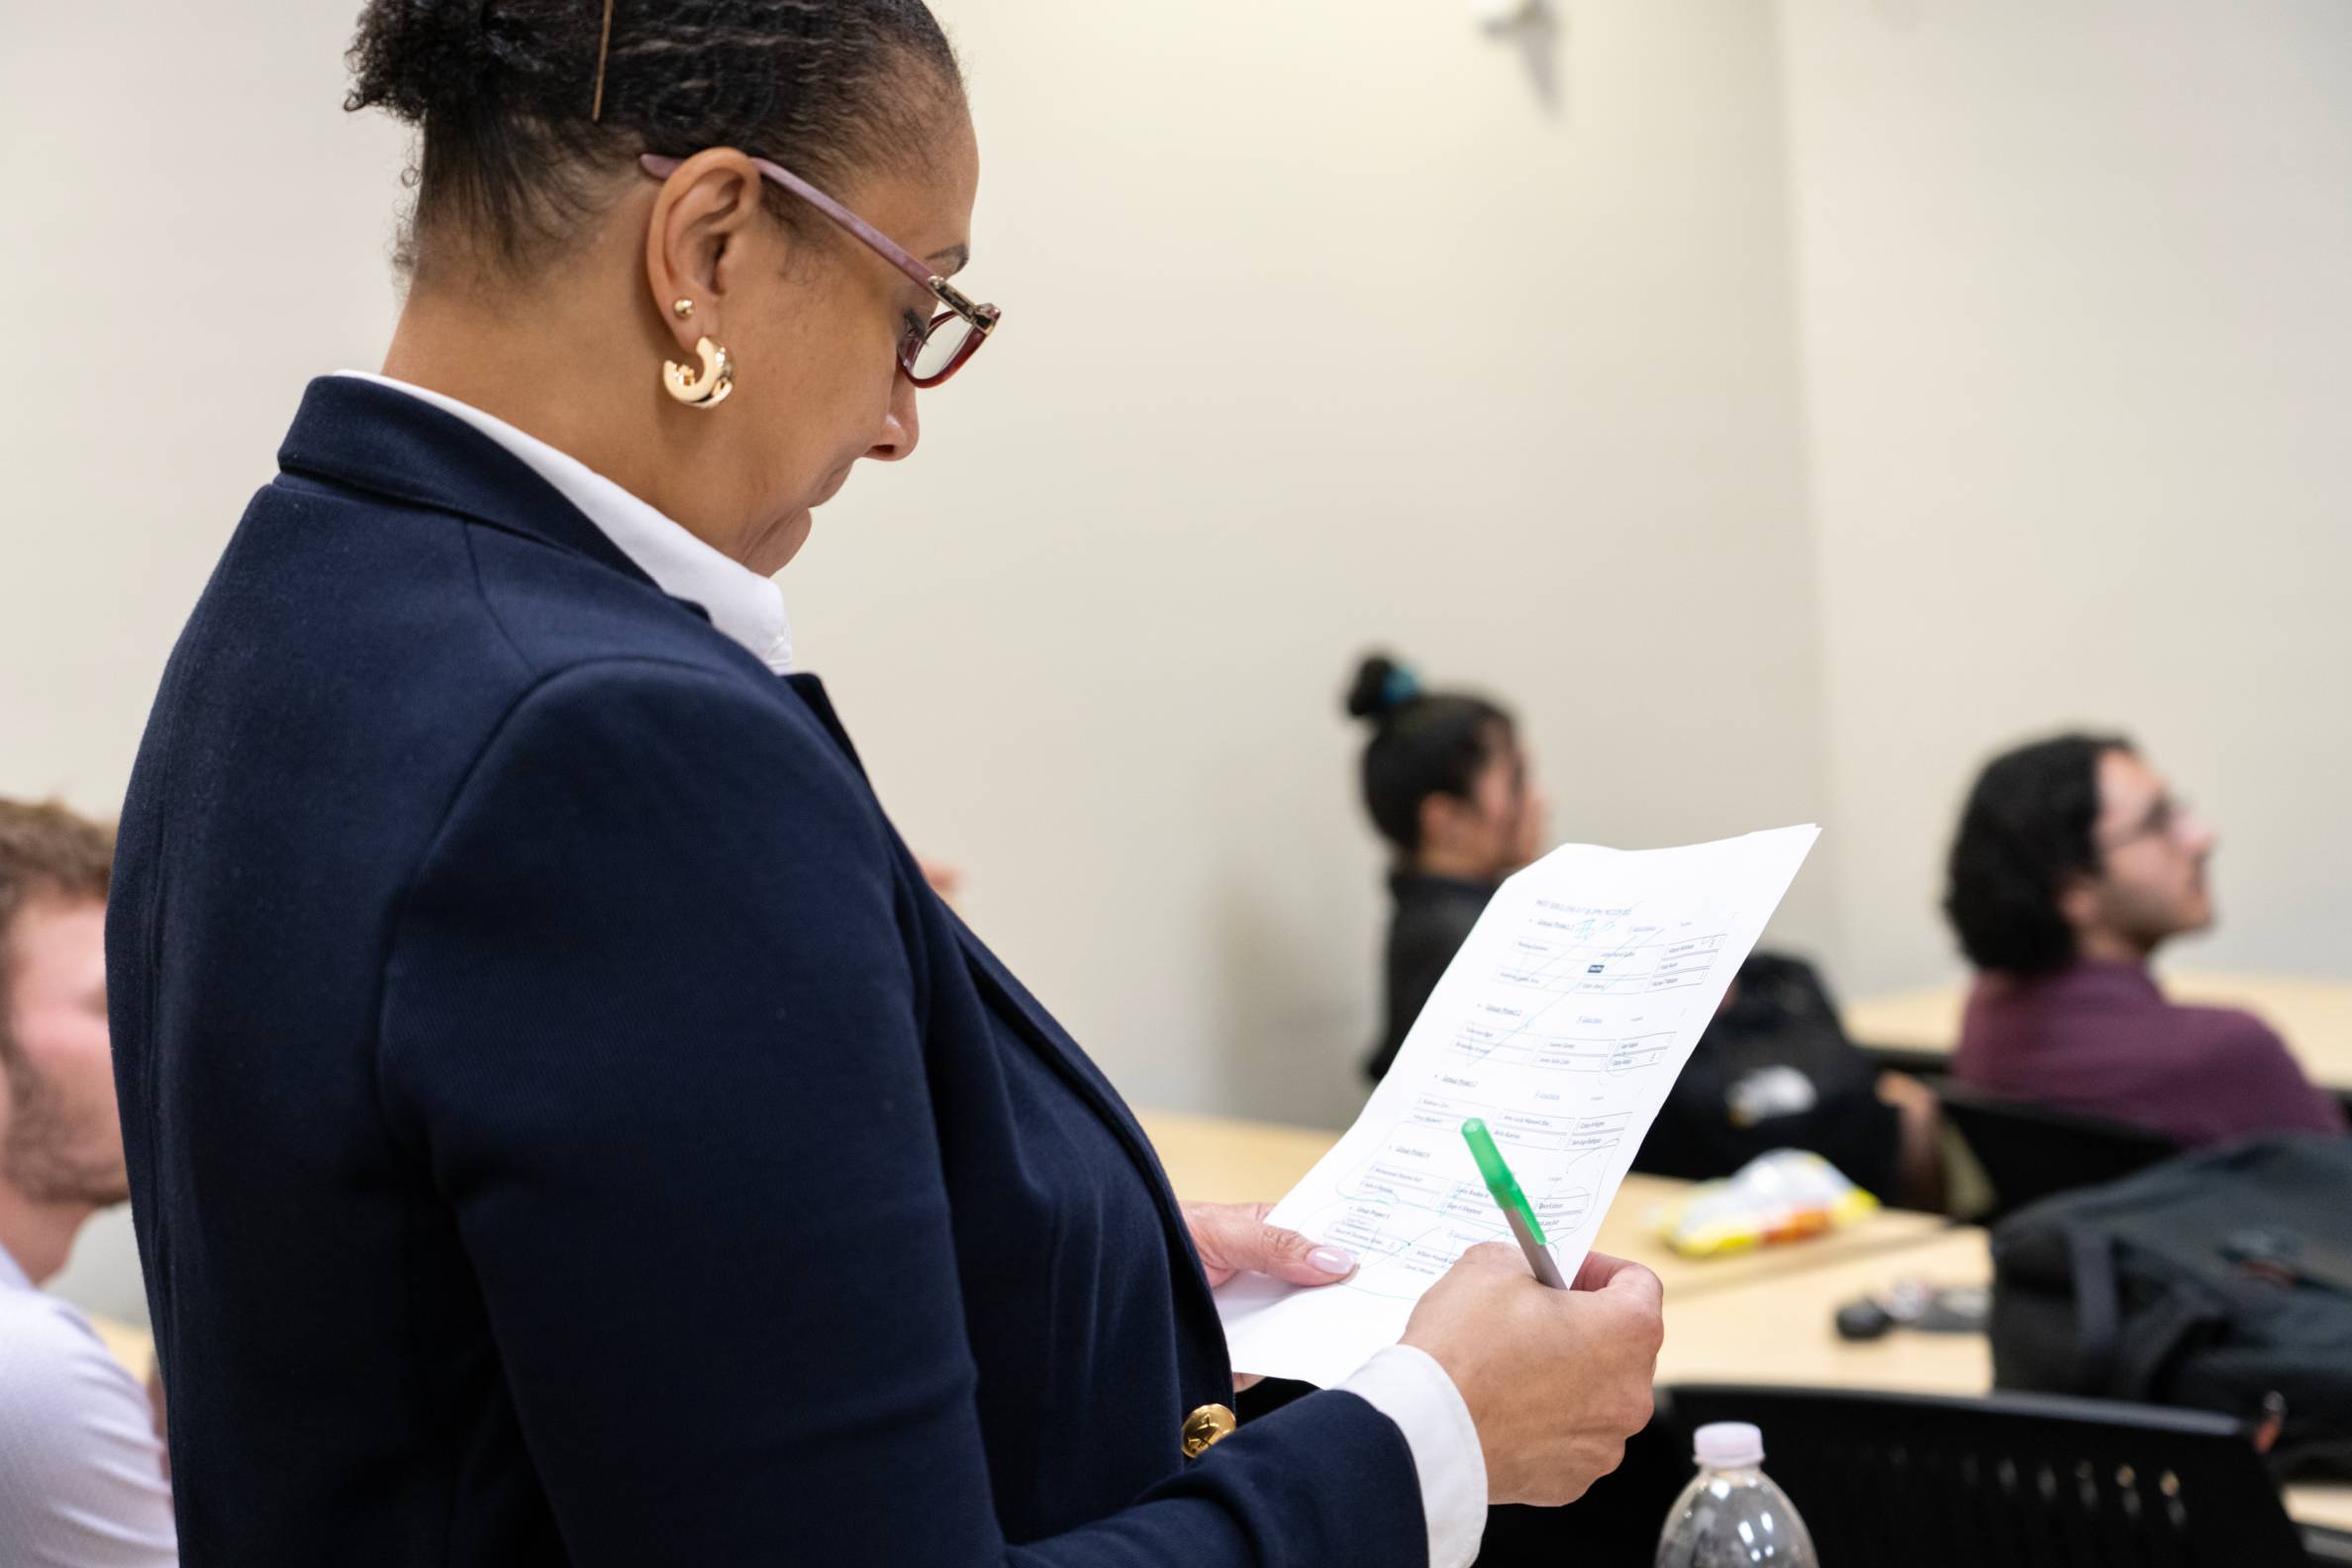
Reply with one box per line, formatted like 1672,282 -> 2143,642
638,153 -> 1000,388
2097,794 -> 2202,854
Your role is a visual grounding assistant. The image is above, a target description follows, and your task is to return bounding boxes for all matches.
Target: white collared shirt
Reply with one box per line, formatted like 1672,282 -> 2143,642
335,371 -> 793,673
0,1240 -> 179,1565
334,372 -> 1488,1567
1337,1344 -> 1489,1566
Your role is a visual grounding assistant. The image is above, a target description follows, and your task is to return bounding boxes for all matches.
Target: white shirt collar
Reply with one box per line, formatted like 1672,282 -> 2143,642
334,370 -> 793,674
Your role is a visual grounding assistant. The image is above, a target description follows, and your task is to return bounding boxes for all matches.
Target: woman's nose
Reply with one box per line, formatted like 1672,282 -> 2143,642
867,373 -> 921,462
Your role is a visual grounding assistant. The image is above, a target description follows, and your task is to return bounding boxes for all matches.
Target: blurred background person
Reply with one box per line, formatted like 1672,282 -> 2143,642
1346,653 -> 1943,1209
1643,957 -> 1946,1212
1944,732 -> 2345,1148
1345,653 -> 1547,1085
0,799 -> 176,1565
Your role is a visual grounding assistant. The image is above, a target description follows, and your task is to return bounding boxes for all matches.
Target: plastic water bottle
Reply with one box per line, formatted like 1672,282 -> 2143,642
1654,1421 -> 1819,1567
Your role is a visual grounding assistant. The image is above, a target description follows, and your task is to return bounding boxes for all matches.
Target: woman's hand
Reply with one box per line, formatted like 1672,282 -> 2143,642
1182,1201 -> 1357,1289
1184,1202 -> 1357,1394
1402,1243 -> 1665,1506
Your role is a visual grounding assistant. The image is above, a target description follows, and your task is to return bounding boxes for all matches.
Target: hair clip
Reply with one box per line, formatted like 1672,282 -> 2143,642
590,0 -> 617,121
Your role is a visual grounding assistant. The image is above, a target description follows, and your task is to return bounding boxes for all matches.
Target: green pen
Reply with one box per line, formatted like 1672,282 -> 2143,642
1460,1120 -> 1569,1289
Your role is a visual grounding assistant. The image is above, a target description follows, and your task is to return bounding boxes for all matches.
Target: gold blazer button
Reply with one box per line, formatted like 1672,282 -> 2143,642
1182,1403 -> 1237,1459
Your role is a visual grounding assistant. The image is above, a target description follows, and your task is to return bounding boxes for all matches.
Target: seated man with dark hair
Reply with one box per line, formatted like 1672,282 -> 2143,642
1943,732 -> 2345,1148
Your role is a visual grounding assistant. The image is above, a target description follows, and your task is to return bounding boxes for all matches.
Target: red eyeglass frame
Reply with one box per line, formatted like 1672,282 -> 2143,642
639,151 -> 1000,389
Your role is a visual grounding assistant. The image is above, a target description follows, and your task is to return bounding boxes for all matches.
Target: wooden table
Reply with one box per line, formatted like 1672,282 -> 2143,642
1655,1226 -> 1990,1394
1137,1109 -> 2352,1533
1842,969 -> 2352,1090
1135,1109 -> 1951,1299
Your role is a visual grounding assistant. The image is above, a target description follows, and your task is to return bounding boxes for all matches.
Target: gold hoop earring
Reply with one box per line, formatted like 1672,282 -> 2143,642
663,337 -> 734,409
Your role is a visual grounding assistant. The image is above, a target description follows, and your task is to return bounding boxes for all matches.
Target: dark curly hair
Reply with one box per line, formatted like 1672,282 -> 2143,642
345,0 -> 962,279
1343,652 -> 1517,857
1942,732 -> 2134,976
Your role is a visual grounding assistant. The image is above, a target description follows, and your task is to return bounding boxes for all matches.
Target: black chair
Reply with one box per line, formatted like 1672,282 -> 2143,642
1656,1383 -> 2324,1567
1249,1380 -> 2351,1565
1936,1079 -> 2180,1223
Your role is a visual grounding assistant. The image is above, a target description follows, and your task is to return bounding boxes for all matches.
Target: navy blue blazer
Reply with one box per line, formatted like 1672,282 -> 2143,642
107,377 -> 1425,1566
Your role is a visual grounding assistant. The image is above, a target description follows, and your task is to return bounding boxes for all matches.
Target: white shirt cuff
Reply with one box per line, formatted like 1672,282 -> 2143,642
1335,1343 -> 1487,1568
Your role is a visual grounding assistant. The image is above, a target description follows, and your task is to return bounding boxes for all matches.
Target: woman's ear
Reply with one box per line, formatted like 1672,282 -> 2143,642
642,149 -> 769,354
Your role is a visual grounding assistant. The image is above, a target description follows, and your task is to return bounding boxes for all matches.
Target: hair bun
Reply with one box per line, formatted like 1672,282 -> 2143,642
1344,652 -> 1421,722
346,0 -> 573,125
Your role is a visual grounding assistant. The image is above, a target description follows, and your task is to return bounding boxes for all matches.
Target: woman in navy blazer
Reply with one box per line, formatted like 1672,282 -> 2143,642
106,4 -> 1662,1564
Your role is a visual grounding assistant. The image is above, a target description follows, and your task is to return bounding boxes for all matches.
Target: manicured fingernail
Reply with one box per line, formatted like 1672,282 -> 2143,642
1309,1245 -> 1355,1275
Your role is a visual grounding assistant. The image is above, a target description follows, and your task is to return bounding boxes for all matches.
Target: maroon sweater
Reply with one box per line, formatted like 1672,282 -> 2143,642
1955,960 -> 2348,1148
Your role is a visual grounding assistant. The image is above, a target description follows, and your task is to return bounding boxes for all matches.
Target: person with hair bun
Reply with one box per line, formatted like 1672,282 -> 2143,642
1345,656 -> 1948,1211
1344,654 -> 1548,1083
109,7 -> 1662,1564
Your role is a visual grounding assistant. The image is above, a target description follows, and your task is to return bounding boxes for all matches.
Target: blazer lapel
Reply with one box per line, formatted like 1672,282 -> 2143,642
949,923 -> 1229,1366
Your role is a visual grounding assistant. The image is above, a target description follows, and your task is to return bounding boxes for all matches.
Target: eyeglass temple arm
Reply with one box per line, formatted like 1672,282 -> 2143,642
637,152 -> 985,324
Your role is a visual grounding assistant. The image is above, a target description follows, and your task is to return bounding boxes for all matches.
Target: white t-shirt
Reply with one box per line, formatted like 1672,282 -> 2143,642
0,1243 -> 177,1565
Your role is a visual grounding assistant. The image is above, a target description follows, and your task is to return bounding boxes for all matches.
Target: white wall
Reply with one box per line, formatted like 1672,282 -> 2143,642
1,4 -> 411,808
809,0 -> 1837,1127
4,1 -> 1837,1323
4,2 -> 411,1323
1776,0 -> 2352,992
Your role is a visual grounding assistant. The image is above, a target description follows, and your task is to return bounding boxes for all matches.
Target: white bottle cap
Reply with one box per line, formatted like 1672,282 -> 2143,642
1694,1421 -> 1766,1469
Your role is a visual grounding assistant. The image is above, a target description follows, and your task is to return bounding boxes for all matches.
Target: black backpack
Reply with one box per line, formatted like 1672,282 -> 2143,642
1632,950 -> 1903,1199
1989,1134 -> 2352,1477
